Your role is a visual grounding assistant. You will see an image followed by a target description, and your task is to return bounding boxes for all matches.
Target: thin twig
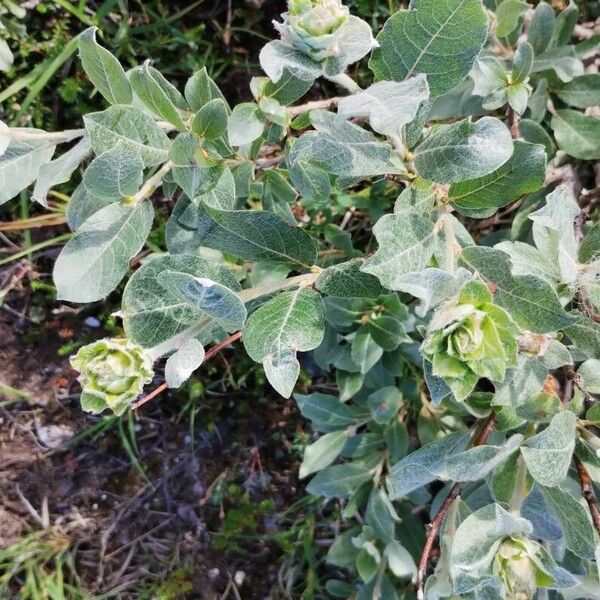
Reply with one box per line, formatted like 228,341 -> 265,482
132,331 -> 243,411
416,412 -> 497,600
506,107 -> 521,139
574,456 -> 600,537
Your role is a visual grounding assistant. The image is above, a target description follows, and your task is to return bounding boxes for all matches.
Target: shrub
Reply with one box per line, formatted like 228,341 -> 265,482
1,1 -> 599,598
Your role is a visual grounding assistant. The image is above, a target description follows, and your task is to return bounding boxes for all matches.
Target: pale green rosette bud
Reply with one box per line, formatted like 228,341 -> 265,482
493,538 -> 540,600
277,0 -> 351,61
422,280 -> 518,401
70,338 -> 154,416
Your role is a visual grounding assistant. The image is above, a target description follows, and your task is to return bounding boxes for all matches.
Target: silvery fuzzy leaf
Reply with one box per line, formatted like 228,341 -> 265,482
527,2 -> 555,55
227,102 -> 265,147
0,136 -> 56,206
361,211 -> 438,290
299,429 -> 349,479
551,109 -> 600,161
529,184 -> 580,284
337,75 -> 430,139
78,27 -> 132,106
387,431 -> 470,499
159,271 -> 247,333
164,338 -> 205,388
32,137 -> 91,206
446,435 -> 524,483
316,259 -> 382,299
554,73 -> 600,109
460,246 -> 576,333
495,0 -> 529,37
54,200 -> 154,303
540,485 -> 597,559
369,0 -> 488,98
259,40 -> 322,84
450,141 -> 546,219
122,253 -> 241,350
450,503 -> 532,592
520,411 -> 577,487
532,46 -> 584,83
84,105 -> 170,167
413,117 -> 513,184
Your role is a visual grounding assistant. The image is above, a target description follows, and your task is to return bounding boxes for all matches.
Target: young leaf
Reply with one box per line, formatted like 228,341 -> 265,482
243,288 -> 325,397
300,430 -> 349,479
0,137 -> 55,205
184,67 -> 229,112
351,327 -> 383,374
78,27 -> 132,105
164,338 -> 205,389
495,0 -> 529,37
259,40 -> 322,84
129,62 -> 188,131
449,141 -> 546,218
84,106 -> 170,167
369,0 -> 488,97
54,200 -> 154,302
512,42 -> 534,84
413,117 -> 513,183
520,411 -> 577,487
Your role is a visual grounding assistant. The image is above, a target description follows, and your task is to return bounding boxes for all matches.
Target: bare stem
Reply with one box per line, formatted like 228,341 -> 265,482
574,456 -> 600,537
416,413 -> 497,600
130,160 -> 173,205
324,72 -> 362,94
0,128 -> 86,143
289,98 -> 340,117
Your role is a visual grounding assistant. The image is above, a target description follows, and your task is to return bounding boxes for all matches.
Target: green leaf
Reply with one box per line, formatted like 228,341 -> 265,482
83,145 -> 144,201
164,338 -> 205,389
84,106 -> 171,167
316,259 -> 382,298
520,411 -> 577,487
532,46 -> 584,82
519,119 -> 556,159
300,430 -> 349,479
337,75 -> 430,139
197,206 -> 318,268
0,137 -> 55,206
361,211 -> 437,289
579,359 -> 600,394
540,486 -> 596,559
512,42 -> 534,84
227,102 -> 265,147
184,68 -> 229,113
368,315 -> 409,351
307,460 -> 375,499
129,62 -> 188,131
243,288 -> 325,397
288,159 -> 331,205
460,246 -> 576,333
32,137 -> 91,205
527,2 -> 555,55
413,117 -> 513,183
551,109 -> 600,160
78,27 -> 132,105
367,387 -> 403,425
191,98 -> 228,139
369,0 -> 488,97
122,253 -> 240,350
387,431 -> 470,499
491,453 -> 532,509
54,200 -> 154,302
495,0 -> 529,37
449,141 -> 546,218
159,270 -> 247,332
554,74 -> 600,108
351,326 -> 383,374
66,182 -> 114,231
564,313 -> 600,359
294,392 -> 356,432
169,133 -> 224,199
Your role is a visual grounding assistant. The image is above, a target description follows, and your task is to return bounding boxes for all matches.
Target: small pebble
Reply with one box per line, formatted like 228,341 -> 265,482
84,316 -> 101,328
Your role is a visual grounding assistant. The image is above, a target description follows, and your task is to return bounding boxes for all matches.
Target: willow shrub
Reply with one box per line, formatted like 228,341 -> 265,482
1,1 -> 600,598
